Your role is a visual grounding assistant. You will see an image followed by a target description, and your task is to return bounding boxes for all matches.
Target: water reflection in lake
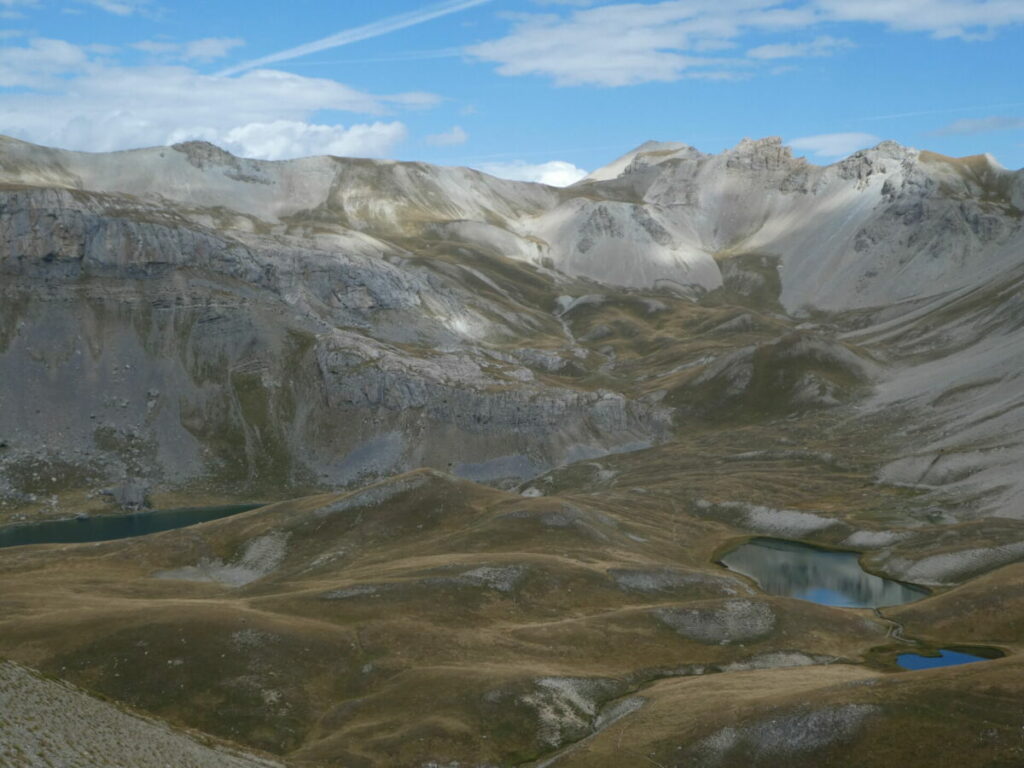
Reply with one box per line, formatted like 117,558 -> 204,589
719,537 -> 927,608
0,504 -> 262,550
897,649 -> 996,670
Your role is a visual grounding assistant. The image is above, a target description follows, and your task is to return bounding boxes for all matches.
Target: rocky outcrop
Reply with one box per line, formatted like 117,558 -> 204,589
0,172 -> 670,501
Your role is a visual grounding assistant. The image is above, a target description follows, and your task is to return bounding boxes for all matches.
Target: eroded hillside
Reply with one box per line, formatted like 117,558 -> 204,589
2,135 -> 1024,767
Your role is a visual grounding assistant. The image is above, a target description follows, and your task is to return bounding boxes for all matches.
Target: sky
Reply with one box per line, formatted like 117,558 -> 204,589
1,0 -> 1022,184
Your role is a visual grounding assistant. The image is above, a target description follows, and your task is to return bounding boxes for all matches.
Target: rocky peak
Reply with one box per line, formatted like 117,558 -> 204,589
171,140 -> 240,169
832,141 -> 916,185
623,143 -> 703,177
584,140 -> 697,182
725,137 -> 800,172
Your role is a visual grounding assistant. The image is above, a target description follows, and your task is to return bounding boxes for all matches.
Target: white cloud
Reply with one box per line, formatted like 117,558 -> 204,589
132,37 -> 245,62
747,34 -> 853,59
935,116 -> 1024,135
0,37 -> 89,88
813,0 -> 1024,40
81,0 -> 152,15
425,125 -> 469,146
469,0 -> 1024,86
0,0 -> 36,17
0,38 -> 434,159
788,132 -> 880,159
466,1 -> 815,86
202,120 -> 408,160
477,159 -> 587,186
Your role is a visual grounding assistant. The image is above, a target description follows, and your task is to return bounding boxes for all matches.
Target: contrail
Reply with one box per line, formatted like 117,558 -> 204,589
859,101 -> 1024,122
217,0 -> 492,77
278,47 -> 465,67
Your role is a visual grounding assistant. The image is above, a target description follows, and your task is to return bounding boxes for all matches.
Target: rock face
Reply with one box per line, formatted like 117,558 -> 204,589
1,134 -> 1023,515
0,141 -> 666,500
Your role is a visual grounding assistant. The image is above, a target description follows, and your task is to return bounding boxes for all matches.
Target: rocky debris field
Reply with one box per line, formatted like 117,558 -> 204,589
0,661 -> 281,768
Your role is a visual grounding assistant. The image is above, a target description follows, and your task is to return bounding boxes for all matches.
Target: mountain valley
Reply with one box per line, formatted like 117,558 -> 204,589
2,134 -> 1024,766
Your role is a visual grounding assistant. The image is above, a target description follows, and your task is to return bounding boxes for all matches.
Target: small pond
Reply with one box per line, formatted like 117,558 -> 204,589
0,504 -> 263,550
719,537 -> 928,608
897,648 -> 1001,670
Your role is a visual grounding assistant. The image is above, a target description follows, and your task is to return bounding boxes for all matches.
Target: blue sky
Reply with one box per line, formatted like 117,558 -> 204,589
1,0 -> 1022,183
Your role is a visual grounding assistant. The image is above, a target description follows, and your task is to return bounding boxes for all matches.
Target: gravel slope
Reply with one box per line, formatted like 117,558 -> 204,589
0,661 -> 281,768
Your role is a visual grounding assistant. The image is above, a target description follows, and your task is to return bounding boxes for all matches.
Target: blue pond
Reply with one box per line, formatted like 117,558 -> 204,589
0,504 -> 262,550
897,650 -> 993,670
719,537 -> 928,608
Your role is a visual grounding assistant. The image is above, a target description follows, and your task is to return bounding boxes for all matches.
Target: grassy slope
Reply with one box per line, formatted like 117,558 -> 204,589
1,434 -> 1022,766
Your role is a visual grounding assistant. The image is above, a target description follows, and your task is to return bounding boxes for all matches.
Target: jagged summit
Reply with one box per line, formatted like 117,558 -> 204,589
582,139 -> 696,182
1,133 -> 1021,312
722,136 -> 802,171
583,136 -> 926,186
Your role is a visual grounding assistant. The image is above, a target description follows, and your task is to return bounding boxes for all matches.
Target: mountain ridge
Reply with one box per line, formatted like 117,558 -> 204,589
4,133 -> 1020,311
1,133 -> 1023,515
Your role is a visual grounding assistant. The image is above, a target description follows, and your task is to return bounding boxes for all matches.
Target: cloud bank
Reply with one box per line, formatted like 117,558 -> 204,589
0,38 -> 433,159
477,159 -> 588,186
469,0 -> 1024,87
181,121 -> 409,161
